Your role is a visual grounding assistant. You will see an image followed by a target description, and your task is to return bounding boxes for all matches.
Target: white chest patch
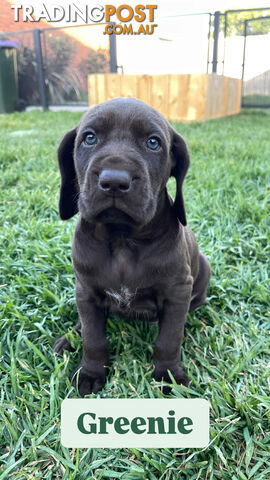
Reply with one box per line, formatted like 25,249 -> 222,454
105,286 -> 136,309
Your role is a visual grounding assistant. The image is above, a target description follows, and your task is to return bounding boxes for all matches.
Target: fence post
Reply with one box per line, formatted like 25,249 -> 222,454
109,23 -> 117,73
241,20 -> 248,107
212,11 -> 220,73
241,20 -> 248,83
33,29 -> 47,110
206,13 -> 212,73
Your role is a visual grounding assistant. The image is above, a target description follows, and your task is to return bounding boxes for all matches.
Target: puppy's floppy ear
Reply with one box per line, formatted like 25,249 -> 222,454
57,127 -> 79,220
170,129 -> 190,226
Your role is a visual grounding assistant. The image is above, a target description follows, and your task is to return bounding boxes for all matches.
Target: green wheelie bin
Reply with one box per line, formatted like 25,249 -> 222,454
0,41 -> 18,113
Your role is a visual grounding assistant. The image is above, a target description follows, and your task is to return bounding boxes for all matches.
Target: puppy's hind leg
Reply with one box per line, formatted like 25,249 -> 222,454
53,319 -> 81,355
189,253 -> 211,312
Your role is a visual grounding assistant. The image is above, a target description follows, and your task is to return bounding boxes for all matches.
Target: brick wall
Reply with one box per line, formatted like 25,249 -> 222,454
0,0 -> 50,32
0,0 -> 101,67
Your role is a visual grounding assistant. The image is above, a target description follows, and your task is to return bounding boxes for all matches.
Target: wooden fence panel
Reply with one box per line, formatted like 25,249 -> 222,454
88,73 -> 242,121
120,75 -> 138,98
137,75 -> 152,105
151,75 -> 169,117
106,74 -> 121,101
206,74 -> 225,120
187,74 -> 208,121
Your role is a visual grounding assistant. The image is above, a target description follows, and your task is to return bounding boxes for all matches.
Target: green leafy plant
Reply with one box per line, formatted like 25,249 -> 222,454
17,45 -> 40,105
221,9 -> 270,36
43,34 -> 83,104
16,33 -> 107,105
79,47 -> 110,75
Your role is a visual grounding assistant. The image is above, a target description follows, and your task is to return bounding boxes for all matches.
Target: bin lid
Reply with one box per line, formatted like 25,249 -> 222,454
0,41 -> 18,48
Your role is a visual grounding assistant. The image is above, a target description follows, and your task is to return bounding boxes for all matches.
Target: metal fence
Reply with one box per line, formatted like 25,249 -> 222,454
0,24 -> 115,109
212,8 -> 270,107
1,9 -> 270,110
242,16 -> 270,107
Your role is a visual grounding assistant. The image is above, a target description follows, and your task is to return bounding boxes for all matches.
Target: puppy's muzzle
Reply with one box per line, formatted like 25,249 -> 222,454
98,169 -> 132,194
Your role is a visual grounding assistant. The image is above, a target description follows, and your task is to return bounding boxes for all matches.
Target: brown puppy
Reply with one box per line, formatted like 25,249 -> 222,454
54,97 -> 211,396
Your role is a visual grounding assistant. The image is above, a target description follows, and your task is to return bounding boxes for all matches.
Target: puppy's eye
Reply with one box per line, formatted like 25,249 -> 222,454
84,132 -> 97,145
146,137 -> 160,151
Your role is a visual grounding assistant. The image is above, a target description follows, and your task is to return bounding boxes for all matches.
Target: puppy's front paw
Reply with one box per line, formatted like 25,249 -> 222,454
71,364 -> 107,396
153,364 -> 189,393
53,335 -> 75,355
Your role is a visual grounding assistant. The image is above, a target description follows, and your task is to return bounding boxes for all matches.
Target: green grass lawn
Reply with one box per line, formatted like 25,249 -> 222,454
0,109 -> 269,479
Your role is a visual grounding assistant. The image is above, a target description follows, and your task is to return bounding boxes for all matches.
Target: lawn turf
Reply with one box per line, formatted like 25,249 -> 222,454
0,109 -> 269,479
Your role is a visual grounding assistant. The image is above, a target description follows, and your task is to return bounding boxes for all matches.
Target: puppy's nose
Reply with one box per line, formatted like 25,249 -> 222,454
98,169 -> 131,193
